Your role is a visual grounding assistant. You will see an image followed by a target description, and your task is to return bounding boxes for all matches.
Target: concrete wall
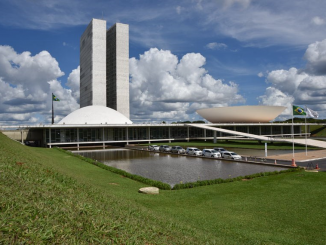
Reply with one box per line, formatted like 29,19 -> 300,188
106,23 -> 130,119
115,23 -> 130,119
80,18 -> 107,108
1,129 -> 43,142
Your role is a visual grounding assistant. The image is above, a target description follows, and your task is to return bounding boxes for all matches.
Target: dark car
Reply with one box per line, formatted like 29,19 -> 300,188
159,145 -> 172,152
171,146 -> 185,154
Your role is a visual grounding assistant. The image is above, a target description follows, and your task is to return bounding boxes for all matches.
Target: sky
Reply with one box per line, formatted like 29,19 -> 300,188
1,0 -> 326,125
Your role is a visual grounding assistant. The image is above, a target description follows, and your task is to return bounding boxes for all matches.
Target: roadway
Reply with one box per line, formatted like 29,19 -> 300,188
188,124 -> 326,149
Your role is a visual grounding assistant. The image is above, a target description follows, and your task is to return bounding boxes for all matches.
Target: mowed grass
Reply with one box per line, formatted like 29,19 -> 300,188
0,133 -> 203,244
1,133 -> 326,244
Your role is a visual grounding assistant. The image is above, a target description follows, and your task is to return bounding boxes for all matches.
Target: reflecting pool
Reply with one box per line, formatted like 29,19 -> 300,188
76,149 -> 288,186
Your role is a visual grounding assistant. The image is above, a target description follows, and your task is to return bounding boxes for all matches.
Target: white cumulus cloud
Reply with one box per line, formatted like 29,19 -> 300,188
266,68 -> 307,94
66,66 -> 80,103
130,48 -> 244,122
304,39 -> 326,75
258,87 -> 294,115
259,38 -> 326,117
0,45 -> 79,125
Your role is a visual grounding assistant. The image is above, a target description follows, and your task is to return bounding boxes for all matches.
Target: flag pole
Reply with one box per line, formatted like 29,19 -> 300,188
292,104 -> 294,159
52,93 -> 54,124
305,105 -> 307,156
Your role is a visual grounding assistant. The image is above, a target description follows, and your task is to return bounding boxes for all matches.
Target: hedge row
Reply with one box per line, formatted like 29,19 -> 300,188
55,148 -> 172,190
172,168 -> 303,190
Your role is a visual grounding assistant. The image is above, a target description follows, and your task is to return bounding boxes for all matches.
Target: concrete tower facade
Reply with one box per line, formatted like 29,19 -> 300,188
106,23 -> 130,119
80,19 -> 107,108
80,19 -> 130,119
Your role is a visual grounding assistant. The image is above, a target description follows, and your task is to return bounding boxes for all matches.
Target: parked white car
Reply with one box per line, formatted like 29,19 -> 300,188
171,146 -> 185,154
202,149 -> 221,158
159,145 -> 172,152
186,147 -> 202,156
222,151 -> 242,160
148,145 -> 159,151
214,147 -> 228,154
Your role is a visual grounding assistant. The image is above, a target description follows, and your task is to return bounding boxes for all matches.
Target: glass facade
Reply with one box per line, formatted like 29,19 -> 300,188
170,127 -> 187,138
148,127 -> 168,139
45,125 -> 302,144
46,128 -> 78,143
128,127 -> 147,140
189,127 -> 205,137
79,128 -> 102,142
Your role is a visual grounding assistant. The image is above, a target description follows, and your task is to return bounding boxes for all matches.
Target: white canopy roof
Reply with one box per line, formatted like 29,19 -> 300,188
58,105 -> 133,125
196,106 -> 286,123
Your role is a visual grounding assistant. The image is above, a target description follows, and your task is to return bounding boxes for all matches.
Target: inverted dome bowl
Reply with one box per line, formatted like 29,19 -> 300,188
196,106 -> 286,123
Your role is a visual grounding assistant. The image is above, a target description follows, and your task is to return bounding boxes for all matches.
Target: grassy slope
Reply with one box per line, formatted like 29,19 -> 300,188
310,125 -> 326,137
0,133 -> 202,244
1,133 -> 326,244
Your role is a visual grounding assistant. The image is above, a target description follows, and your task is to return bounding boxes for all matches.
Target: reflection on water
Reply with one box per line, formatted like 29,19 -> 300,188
226,148 -> 307,157
76,149 -> 288,186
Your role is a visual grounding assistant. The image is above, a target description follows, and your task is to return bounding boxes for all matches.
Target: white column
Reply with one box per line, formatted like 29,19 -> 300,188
103,127 -> 105,149
187,126 -> 189,142
77,128 -> 79,151
168,127 -> 171,143
126,127 -> 129,145
49,128 -> 52,148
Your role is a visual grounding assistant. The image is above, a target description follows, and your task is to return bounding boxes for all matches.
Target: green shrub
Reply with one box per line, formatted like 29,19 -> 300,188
171,167 -> 303,190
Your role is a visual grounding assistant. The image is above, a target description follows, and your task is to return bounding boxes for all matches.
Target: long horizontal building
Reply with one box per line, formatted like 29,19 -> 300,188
1,105 -> 323,149
2,105 -> 324,149
0,122 -> 320,149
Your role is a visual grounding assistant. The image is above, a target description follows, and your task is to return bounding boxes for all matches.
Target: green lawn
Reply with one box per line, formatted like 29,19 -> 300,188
1,133 -> 326,244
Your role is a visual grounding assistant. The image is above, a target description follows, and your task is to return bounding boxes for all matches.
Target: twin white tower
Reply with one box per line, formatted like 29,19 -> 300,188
80,18 -> 130,118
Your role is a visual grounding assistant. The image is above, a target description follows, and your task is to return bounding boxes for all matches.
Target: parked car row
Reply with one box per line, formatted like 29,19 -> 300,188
147,145 -> 242,160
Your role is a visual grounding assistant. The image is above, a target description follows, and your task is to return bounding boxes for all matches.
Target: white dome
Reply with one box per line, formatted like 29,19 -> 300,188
196,106 -> 286,123
58,106 -> 132,125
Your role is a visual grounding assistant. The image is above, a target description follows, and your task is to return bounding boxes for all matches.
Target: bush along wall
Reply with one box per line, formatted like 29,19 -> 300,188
55,148 -> 172,190
172,168 -> 303,190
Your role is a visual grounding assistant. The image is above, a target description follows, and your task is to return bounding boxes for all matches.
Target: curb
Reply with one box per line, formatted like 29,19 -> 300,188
127,147 -> 294,169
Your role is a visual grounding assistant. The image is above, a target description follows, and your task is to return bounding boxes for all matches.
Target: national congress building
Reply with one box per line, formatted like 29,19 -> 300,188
1,19 -> 323,150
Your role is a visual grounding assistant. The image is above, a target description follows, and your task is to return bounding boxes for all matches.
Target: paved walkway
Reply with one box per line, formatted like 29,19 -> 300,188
267,150 -> 326,162
283,138 -> 326,149
189,124 -> 326,149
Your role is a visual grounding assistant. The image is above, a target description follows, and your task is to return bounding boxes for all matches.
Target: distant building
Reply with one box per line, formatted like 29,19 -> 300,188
80,19 -> 130,119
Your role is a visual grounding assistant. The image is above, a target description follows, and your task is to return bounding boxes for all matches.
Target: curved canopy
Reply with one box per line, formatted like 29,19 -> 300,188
58,105 -> 133,125
196,106 -> 286,123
